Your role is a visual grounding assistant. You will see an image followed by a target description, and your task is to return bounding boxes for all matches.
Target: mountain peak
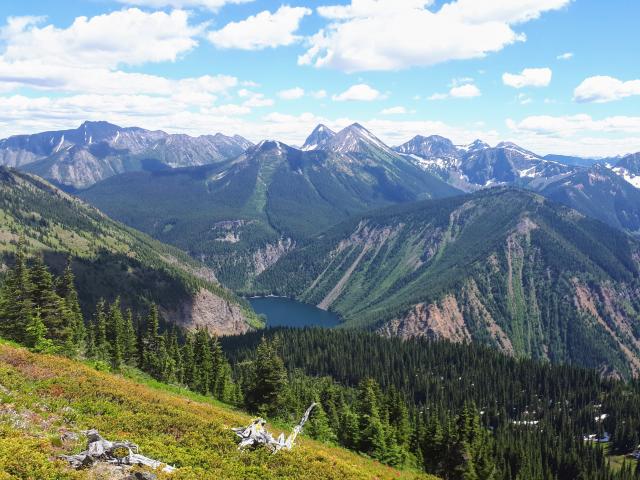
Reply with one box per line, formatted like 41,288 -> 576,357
302,124 -> 335,151
395,134 -> 457,159
326,123 -> 390,154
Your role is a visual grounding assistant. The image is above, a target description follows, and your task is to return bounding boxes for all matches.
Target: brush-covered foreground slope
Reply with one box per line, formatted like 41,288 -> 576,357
80,138 -> 459,289
256,188 -> 640,377
0,341 -> 432,480
0,167 -> 258,334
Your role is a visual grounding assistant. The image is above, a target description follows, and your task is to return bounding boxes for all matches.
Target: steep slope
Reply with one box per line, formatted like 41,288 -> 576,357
256,188 -> 640,376
301,124 -> 335,150
0,167 -> 258,334
538,165 -> 640,233
0,121 -> 252,189
80,139 -> 460,289
0,342 -> 430,480
612,152 -> 640,188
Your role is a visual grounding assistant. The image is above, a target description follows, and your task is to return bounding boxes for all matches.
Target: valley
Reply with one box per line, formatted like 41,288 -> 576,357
3,121 -> 640,480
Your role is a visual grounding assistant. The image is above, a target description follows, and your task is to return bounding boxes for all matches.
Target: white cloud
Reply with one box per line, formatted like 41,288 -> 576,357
240,90 -> 274,107
278,87 -> 305,100
311,90 -> 328,99
0,11 -> 238,102
502,67 -> 552,88
116,0 -> 253,11
208,5 -> 311,50
332,83 -> 384,101
429,81 -> 480,100
557,52 -> 573,60
573,76 -> 640,103
450,83 -> 481,98
2,9 -> 201,69
381,106 -> 409,115
299,0 -> 570,72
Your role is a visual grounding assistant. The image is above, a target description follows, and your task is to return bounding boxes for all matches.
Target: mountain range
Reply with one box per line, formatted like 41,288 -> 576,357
0,121 -> 252,189
79,124 -> 459,289
4,120 -> 640,376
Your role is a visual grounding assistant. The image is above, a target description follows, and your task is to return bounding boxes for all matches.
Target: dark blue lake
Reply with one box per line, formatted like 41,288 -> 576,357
248,297 -> 341,328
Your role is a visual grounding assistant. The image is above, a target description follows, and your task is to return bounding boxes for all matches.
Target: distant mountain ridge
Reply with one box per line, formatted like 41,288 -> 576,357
0,121 -> 253,189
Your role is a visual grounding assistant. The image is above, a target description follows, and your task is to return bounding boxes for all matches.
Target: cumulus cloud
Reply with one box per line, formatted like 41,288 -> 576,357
278,87 -> 305,100
116,0 -> 253,10
332,83 -> 385,101
0,10 -> 241,103
208,5 -> 311,50
429,81 -> 481,100
573,76 -> 640,103
557,52 -> 573,60
502,68 -> 552,88
299,0 -> 570,72
2,9 -> 201,68
450,83 -> 481,98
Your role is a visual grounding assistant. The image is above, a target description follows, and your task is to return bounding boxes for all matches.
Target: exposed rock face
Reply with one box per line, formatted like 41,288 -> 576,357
252,238 -> 294,276
161,288 -> 252,336
379,295 -> 471,342
572,278 -> 640,376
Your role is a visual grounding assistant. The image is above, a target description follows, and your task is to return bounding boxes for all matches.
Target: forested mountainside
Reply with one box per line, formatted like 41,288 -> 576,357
0,167 -> 258,334
255,188 -> 640,377
80,129 -> 459,289
0,121 -> 252,189
222,327 -> 640,480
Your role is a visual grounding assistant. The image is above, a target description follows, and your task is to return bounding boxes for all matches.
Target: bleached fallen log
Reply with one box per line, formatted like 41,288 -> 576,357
60,429 -> 175,473
232,403 -> 317,453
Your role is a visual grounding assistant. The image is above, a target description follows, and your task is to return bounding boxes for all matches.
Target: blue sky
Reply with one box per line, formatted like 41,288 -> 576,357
0,0 -> 638,156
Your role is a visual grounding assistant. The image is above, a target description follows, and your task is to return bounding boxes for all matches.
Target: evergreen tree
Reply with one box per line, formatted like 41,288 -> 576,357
307,400 -> 336,443
0,238 -> 33,343
107,298 -> 125,369
92,299 -> 109,362
123,308 -> 137,366
57,258 -> 85,354
24,308 -> 54,353
245,336 -> 288,418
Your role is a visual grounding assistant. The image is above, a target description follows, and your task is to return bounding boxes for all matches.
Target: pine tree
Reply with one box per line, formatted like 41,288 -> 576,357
29,255 -> 68,343
142,304 -> 165,379
57,258 -> 85,354
93,299 -> 109,362
122,308 -> 137,366
357,378 -> 387,459
245,336 -> 288,417
307,400 -> 336,443
24,308 -> 54,353
0,238 -> 33,343
107,298 -> 125,369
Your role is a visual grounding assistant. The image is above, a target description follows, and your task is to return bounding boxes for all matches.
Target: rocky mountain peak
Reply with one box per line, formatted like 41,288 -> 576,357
302,124 -> 336,151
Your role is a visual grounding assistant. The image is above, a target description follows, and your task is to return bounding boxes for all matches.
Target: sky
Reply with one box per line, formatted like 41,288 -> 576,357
0,0 -> 638,156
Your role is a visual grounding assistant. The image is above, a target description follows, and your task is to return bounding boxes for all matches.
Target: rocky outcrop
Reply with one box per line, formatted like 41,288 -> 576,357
161,288 -> 252,336
252,238 -> 294,276
379,295 -> 471,342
